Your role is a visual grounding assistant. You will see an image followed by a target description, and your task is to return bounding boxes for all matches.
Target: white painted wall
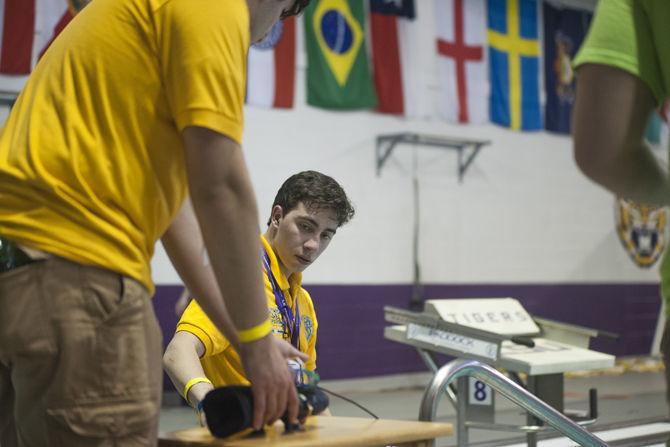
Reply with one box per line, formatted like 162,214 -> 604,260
0,0 -> 663,287
225,104 -> 662,286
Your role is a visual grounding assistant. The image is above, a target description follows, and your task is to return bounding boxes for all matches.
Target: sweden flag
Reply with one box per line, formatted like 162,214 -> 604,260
488,0 -> 541,130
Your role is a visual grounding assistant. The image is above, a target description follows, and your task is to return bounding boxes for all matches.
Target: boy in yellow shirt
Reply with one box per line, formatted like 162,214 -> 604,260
163,171 -> 354,417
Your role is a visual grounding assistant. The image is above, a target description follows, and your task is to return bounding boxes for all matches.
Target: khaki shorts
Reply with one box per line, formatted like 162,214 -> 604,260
0,256 -> 162,446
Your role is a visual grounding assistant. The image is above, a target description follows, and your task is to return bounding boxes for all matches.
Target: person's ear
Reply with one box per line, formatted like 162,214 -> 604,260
271,205 -> 284,226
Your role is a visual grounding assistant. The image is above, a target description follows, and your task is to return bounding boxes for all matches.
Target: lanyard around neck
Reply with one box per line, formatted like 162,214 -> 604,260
262,249 -> 300,349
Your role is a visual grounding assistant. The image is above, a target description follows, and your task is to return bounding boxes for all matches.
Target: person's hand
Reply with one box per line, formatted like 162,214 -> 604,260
271,337 -> 309,363
237,334 -> 307,430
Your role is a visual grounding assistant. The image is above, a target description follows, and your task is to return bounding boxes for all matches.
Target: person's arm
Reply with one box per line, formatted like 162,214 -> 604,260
573,64 -> 670,205
163,331 -> 214,410
162,199 -> 237,342
181,125 -> 301,429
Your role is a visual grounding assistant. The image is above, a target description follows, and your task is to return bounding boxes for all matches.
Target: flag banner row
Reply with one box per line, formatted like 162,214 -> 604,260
0,0 -> 82,74
247,17 -> 296,109
298,0 -> 591,133
5,0 -> 648,136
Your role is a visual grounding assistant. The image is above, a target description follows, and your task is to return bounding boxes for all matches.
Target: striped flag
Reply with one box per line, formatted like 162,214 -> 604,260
35,0 -> 81,61
0,0 -> 86,75
487,0 -> 541,130
246,17 -> 296,108
435,0 -> 487,124
543,2 -> 592,134
0,0 -> 36,74
645,101 -> 669,146
368,0 -> 421,116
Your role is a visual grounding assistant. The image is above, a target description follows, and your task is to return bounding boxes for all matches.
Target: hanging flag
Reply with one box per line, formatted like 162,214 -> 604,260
543,2 -> 591,134
369,0 -> 417,115
645,101 -> 669,146
370,0 -> 414,18
435,0 -> 487,124
304,0 -> 377,110
487,0 -> 541,130
646,111 -> 663,145
247,17 -> 296,108
35,0 -> 90,61
0,0 -> 88,75
0,0 -> 36,74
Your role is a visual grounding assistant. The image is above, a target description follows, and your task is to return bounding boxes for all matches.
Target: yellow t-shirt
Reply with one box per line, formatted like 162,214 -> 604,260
176,236 -> 319,387
0,0 -> 249,293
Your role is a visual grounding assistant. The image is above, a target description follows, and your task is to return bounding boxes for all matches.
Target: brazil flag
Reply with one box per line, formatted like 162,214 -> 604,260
304,0 -> 377,109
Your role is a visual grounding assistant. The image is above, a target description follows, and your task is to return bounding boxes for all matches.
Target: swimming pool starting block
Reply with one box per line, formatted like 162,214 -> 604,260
384,298 -> 616,446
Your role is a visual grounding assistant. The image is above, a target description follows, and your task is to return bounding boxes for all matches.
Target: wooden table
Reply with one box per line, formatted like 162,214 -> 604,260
159,416 -> 453,447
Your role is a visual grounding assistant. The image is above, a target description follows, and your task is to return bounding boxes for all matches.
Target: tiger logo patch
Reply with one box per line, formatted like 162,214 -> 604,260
615,197 -> 667,268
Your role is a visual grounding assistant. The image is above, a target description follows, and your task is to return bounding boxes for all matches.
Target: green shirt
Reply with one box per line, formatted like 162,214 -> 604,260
573,0 -> 670,104
574,0 -> 670,314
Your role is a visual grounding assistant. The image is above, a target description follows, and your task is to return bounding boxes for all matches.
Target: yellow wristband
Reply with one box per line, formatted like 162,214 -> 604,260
237,317 -> 272,343
183,377 -> 212,400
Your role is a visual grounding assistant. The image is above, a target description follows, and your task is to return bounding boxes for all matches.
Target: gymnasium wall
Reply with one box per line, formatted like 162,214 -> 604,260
155,120 -> 661,378
0,0 -> 664,382
148,0 -> 664,379
149,106 -> 664,379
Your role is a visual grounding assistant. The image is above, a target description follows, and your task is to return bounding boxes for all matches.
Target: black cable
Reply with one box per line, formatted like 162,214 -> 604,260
317,386 -> 379,419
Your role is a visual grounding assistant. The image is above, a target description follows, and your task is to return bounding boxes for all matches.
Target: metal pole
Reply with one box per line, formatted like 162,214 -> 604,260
456,376 -> 469,447
419,359 -> 608,447
409,146 -> 423,310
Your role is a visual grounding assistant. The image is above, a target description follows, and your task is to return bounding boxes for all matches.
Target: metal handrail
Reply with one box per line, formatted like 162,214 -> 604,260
419,359 -> 608,447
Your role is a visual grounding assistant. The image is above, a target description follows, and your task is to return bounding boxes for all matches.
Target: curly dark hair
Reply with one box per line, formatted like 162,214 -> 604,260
267,171 -> 355,227
280,0 -> 311,19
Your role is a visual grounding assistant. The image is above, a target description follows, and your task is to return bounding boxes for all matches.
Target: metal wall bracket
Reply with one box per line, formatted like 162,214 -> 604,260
0,91 -> 17,109
375,132 -> 490,182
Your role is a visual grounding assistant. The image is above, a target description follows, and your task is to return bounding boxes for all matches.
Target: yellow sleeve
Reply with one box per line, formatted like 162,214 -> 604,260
176,299 -> 231,357
155,0 -> 249,142
299,289 -> 319,372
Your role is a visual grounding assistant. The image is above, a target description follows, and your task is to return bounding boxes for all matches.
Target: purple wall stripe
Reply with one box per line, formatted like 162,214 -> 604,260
153,282 -> 661,388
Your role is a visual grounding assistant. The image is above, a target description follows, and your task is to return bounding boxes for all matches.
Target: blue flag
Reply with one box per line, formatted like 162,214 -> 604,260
487,0 -> 541,131
543,2 -> 592,134
645,110 -> 663,145
369,0 -> 415,19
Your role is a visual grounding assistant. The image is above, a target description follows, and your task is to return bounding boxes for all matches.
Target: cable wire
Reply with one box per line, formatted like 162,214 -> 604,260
317,386 -> 379,419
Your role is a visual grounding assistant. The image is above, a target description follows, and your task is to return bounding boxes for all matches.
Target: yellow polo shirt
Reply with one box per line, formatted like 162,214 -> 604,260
176,236 -> 319,387
0,0 -> 249,293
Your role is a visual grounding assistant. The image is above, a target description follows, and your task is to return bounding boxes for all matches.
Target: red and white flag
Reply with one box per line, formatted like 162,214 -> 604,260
0,0 -> 36,74
0,0 -> 80,75
35,0 -> 78,60
246,17 -> 295,109
369,0 -> 422,117
435,0 -> 487,124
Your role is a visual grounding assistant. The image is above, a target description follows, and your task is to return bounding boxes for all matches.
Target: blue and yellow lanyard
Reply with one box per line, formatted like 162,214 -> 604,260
262,249 -> 300,349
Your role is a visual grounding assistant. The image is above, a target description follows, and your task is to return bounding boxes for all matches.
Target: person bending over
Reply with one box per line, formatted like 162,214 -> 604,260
0,1 -> 313,444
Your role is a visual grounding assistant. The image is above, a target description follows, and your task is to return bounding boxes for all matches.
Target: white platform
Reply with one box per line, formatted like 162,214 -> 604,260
499,338 -> 614,375
385,325 -> 615,375
386,298 -> 616,375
